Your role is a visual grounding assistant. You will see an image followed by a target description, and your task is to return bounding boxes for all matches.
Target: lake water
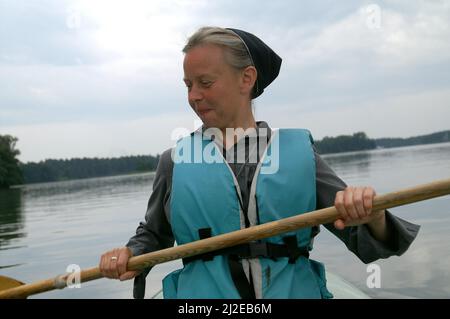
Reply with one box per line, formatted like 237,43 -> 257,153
1,142 -> 449,299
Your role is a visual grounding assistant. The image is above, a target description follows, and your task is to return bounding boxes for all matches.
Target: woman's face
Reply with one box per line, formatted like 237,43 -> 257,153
183,44 -> 246,130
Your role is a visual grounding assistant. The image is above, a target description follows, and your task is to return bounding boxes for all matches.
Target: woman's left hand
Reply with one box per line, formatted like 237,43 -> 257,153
334,186 -> 386,230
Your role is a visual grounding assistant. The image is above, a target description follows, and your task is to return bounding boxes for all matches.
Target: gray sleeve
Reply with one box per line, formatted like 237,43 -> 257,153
126,148 -> 175,257
314,148 -> 421,264
126,149 -> 175,299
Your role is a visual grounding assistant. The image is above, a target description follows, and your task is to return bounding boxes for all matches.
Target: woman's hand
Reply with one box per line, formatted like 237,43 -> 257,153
334,186 -> 386,234
99,247 -> 141,281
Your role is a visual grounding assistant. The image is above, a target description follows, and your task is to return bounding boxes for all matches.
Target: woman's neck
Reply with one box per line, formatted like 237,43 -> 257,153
221,112 -> 257,149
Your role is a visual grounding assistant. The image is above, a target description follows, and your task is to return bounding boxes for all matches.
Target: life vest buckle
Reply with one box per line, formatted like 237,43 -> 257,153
245,241 -> 269,258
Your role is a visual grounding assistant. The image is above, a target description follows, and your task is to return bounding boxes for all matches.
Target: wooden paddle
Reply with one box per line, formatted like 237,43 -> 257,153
1,178 -> 449,299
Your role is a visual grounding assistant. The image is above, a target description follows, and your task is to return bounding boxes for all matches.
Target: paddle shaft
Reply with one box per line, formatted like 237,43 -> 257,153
1,178 -> 449,299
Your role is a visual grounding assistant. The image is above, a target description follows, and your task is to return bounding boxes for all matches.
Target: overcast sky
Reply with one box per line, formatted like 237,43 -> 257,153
1,0 -> 449,162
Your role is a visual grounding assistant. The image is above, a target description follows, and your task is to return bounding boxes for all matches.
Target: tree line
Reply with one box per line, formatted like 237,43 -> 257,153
375,130 -> 450,148
20,155 -> 160,184
0,134 -> 160,188
314,132 -> 376,154
1,130 -> 449,187
313,130 -> 450,154
0,135 -> 23,188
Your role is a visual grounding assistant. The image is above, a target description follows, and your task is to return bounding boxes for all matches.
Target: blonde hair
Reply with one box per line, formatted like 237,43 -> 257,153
183,27 -> 254,71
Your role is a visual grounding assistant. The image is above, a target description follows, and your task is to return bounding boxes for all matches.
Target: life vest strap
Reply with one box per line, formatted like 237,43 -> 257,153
182,230 -> 310,299
182,236 -> 310,265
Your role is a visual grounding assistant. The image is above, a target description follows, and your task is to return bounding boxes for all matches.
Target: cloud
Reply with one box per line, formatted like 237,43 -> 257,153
1,0 -> 449,161
255,2 -> 450,113
258,87 -> 450,139
282,2 -> 450,68
0,58 -> 188,126
4,111 -> 201,162
0,0 -> 105,66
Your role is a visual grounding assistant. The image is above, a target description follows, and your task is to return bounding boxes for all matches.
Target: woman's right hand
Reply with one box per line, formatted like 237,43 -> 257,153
99,247 -> 141,281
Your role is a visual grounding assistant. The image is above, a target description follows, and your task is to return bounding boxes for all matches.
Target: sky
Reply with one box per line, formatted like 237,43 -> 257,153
1,0 -> 449,163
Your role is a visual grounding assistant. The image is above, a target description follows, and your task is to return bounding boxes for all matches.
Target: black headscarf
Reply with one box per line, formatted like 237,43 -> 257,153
226,28 -> 282,99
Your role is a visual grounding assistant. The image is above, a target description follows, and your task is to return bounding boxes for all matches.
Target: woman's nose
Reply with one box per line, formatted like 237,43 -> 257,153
188,85 -> 203,102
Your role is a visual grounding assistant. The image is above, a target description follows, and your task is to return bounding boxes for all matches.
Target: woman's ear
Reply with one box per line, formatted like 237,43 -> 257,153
240,66 -> 257,97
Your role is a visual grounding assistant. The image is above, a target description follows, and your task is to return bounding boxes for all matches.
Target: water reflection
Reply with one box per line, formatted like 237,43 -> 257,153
21,173 -> 155,199
0,188 -> 25,250
321,151 -> 372,180
0,143 -> 449,298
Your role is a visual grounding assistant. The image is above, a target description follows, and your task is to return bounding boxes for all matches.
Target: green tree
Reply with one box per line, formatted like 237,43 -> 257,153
314,132 -> 376,154
0,135 -> 23,188
21,154 -> 160,184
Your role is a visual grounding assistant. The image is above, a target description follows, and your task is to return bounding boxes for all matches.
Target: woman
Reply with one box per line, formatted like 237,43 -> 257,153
99,27 -> 419,299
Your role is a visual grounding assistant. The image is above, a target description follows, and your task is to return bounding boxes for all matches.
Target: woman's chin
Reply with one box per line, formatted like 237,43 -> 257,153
199,115 -> 218,129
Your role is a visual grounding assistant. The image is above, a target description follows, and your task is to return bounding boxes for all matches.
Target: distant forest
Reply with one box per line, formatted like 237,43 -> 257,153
374,130 -> 450,148
3,129 -> 448,185
20,155 -> 159,184
314,132 -> 376,154
314,130 -> 450,154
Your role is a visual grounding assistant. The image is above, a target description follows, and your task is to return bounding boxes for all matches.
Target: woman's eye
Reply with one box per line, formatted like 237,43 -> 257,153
201,81 -> 212,87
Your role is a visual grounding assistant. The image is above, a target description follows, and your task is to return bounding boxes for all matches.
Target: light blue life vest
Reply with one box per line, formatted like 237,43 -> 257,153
162,128 -> 333,299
